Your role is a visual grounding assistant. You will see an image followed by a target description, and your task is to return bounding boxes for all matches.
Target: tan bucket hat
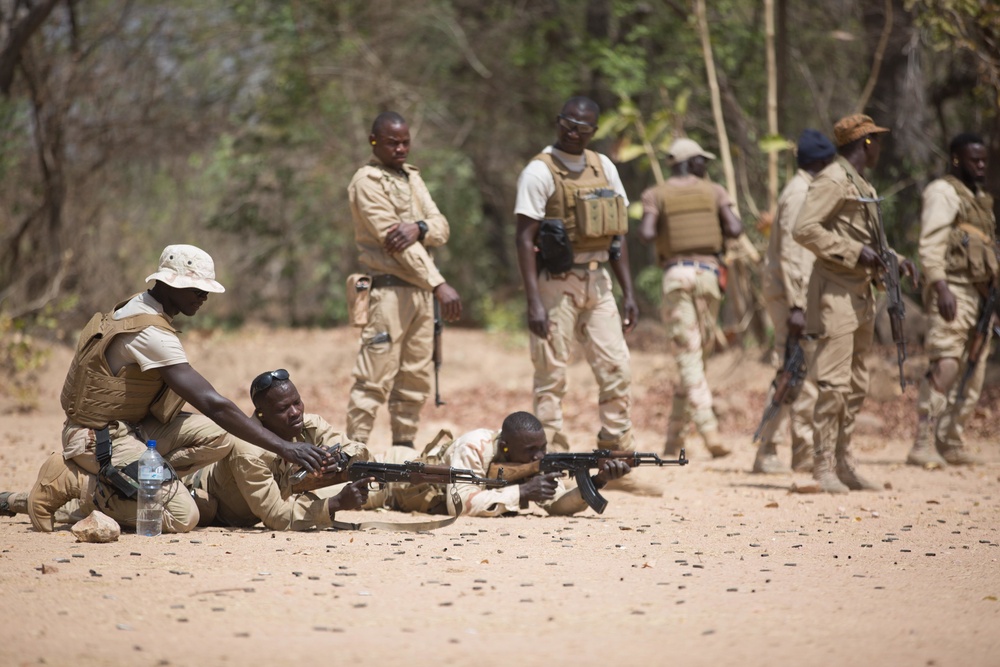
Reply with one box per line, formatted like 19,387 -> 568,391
145,244 -> 226,293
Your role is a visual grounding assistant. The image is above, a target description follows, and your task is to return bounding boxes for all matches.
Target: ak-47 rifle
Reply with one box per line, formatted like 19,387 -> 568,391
957,283 -> 1000,402
485,449 -> 689,515
433,299 -> 445,407
752,335 -> 807,443
289,456 -> 507,494
858,195 -> 907,391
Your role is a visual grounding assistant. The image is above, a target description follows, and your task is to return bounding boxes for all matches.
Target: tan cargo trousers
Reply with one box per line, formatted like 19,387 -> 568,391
64,413 -> 233,533
346,285 -> 434,445
806,315 -> 874,467
530,266 -> 633,451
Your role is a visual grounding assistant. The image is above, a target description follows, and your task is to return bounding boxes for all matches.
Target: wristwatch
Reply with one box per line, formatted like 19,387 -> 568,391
416,220 -> 428,242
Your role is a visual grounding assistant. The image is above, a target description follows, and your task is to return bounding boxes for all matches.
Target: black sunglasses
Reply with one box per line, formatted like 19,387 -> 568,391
250,368 -> 290,400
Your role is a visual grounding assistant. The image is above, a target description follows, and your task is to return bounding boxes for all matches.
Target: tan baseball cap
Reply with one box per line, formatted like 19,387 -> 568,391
832,114 -> 889,147
145,244 -> 226,293
668,137 -> 716,165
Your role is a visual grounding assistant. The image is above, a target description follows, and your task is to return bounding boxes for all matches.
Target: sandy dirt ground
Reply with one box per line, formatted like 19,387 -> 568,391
1,325 -> 998,667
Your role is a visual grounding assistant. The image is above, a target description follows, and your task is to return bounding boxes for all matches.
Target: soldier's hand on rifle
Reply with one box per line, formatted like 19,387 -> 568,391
383,222 -> 420,254
433,283 -> 462,321
593,459 -> 631,487
787,307 -> 806,338
327,478 -> 373,515
519,471 -> 561,503
278,441 -> 333,475
526,298 -> 551,340
857,245 -> 886,270
934,280 -> 957,322
900,258 -> 920,287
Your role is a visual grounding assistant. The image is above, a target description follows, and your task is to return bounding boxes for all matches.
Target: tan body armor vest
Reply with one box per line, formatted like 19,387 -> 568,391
60,298 -> 185,429
941,175 -> 998,284
536,150 -> 627,254
652,178 -> 724,263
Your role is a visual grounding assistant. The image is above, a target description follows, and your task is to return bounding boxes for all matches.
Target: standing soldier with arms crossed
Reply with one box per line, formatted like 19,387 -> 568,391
345,112 -> 462,449
638,138 -> 743,459
906,133 -> 997,468
754,129 -> 836,473
514,96 -> 653,495
793,115 -> 918,493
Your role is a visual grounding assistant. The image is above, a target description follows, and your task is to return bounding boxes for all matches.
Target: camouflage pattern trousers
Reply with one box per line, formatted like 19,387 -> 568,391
661,263 -> 722,438
918,281 -> 991,448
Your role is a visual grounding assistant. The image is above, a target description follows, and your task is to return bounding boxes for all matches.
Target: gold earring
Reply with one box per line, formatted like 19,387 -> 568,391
503,447 -> 509,453
371,141 -> 376,145
865,138 -> 871,145
257,412 -> 263,417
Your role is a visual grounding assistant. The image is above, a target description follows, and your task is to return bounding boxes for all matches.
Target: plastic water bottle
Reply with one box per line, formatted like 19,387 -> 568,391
136,440 -> 166,537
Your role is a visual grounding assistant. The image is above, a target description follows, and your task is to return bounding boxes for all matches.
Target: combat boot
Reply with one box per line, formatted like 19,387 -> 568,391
790,440 -> 813,473
703,430 -> 731,459
0,491 -> 27,516
27,453 -> 87,532
752,442 -> 790,474
834,452 -> 880,491
602,473 -> 663,497
906,422 -> 948,469
937,445 -> 983,466
812,445 -> 849,494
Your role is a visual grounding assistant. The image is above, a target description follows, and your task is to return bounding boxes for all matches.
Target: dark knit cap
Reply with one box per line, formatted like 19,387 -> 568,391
796,129 -> 836,167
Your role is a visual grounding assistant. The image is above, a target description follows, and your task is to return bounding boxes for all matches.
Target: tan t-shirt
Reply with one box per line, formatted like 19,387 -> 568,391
105,291 -> 187,374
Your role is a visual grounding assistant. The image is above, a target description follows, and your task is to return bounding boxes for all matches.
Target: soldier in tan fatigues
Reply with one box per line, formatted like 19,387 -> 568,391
7,246 -> 331,532
907,133 -> 997,468
363,411 -> 631,517
639,138 -> 744,459
514,97 -> 642,485
754,130 -> 835,474
793,115 -> 918,494
346,112 -> 462,448
185,371 -> 372,530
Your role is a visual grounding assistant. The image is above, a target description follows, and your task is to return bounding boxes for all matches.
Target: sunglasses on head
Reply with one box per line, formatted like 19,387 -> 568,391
250,368 -> 290,400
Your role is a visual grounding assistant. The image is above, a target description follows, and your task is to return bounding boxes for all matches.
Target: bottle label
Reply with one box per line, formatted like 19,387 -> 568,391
138,466 -> 166,481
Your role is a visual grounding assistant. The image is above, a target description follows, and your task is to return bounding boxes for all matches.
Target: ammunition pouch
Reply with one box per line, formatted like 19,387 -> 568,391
536,218 -> 574,274
945,223 -> 999,284
346,273 -> 372,327
575,188 -> 627,239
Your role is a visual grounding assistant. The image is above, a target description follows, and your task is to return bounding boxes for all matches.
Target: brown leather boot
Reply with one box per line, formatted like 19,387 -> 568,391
27,453 -> 87,532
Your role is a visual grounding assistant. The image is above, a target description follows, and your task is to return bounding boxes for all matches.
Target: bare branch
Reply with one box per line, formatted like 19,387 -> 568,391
0,0 -> 60,96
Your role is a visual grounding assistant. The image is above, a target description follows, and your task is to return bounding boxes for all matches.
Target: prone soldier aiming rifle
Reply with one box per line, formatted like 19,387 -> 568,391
752,334 -> 807,443
485,449 -> 688,514
858,196 -> 908,390
289,447 -> 506,494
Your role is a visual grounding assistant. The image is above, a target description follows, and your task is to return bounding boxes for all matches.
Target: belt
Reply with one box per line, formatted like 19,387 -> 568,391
663,260 -> 720,276
575,260 -> 603,271
370,274 -> 419,289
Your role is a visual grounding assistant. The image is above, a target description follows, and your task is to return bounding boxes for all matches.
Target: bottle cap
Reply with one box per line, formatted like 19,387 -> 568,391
146,440 -> 157,448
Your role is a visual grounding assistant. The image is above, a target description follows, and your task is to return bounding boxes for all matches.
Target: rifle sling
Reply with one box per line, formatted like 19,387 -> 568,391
330,515 -> 459,532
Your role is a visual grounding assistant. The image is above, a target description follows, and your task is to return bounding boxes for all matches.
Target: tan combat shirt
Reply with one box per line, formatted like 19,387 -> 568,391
442,428 -> 589,517
349,160 -> 449,291
763,169 -> 816,310
196,414 -> 370,531
793,156 -> 880,338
